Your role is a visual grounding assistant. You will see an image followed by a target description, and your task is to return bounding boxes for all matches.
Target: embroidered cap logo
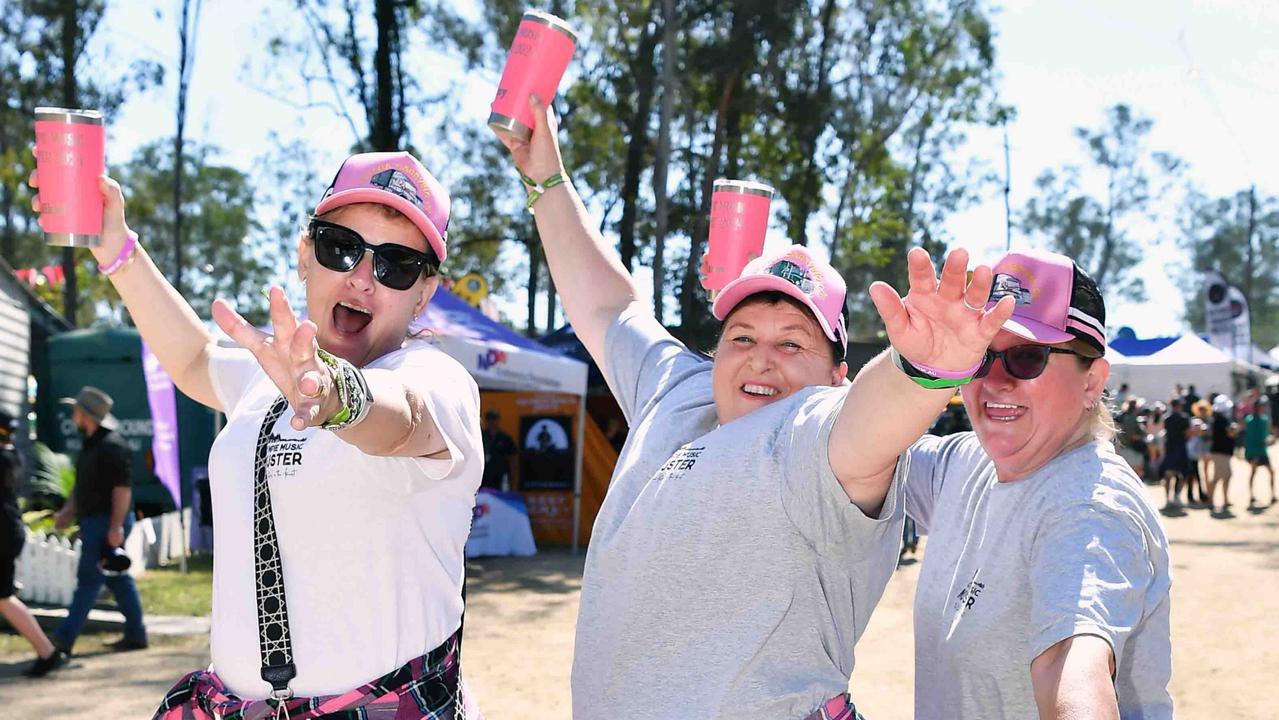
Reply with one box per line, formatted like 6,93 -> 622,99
370,168 -> 426,209
766,259 -> 817,295
989,273 -> 1033,306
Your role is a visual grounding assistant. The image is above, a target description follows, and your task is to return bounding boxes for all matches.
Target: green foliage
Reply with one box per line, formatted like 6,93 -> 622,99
111,140 -> 276,325
1179,190 -> 1279,349
1020,104 -> 1181,302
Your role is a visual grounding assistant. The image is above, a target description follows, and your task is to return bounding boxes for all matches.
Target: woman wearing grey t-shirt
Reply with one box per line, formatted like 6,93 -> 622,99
496,95 -> 1015,719
904,250 -> 1173,719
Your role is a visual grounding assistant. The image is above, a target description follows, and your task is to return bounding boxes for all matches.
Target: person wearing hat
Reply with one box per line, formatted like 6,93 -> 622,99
1243,396 -> 1274,506
498,95 -> 1014,719
32,152 -> 480,717
902,250 -> 1172,718
48,386 -> 149,657
0,409 -> 70,677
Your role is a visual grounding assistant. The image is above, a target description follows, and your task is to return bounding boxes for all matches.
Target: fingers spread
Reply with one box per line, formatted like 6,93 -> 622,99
869,281 -> 908,336
965,264 -> 994,309
905,247 -> 938,296
292,320 -> 319,364
212,299 -> 267,352
268,286 -> 299,347
937,248 -> 970,300
980,295 -> 1016,337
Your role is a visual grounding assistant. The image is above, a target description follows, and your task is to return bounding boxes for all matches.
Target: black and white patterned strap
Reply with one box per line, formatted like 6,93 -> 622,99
254,396 -> 297,699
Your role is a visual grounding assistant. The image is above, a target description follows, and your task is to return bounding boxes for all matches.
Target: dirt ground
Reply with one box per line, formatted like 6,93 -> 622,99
2,455 -> 1275,718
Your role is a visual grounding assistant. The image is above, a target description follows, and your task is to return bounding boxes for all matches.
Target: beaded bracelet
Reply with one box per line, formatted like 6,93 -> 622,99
315,349 -> 373,431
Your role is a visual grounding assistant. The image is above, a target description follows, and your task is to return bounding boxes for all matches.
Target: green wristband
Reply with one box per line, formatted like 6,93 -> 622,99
520,171 -> 568,213
891,347 -> 974,389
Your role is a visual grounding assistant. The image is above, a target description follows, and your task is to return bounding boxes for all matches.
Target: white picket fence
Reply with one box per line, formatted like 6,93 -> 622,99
14,509 -> 192,605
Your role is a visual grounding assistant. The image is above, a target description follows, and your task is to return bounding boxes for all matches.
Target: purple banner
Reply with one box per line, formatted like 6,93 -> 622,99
141,339 -> 183,509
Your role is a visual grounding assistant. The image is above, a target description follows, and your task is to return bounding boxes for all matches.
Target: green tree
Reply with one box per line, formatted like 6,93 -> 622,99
1179,189 -> 1279,349
1020,103 -> 1181,301
114,140 -> 276,326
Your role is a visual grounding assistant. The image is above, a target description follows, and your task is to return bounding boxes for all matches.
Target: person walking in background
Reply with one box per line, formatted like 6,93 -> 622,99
1161,398 -> 1190,509
50,387 -> 149,656
480,410 -> 517,490
1208,396 -> 1238,514
1144,402 -> 1166,484
1184,384 -> 1200,409
1115,397 -> 1145,476
0,409 -> 69,677
1186,401 -> 1211,506
1244,396 -> 1274,506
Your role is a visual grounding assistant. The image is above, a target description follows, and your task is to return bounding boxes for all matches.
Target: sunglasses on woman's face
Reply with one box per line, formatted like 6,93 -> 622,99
974,344 -> 1085,381
308,219 -> 437,291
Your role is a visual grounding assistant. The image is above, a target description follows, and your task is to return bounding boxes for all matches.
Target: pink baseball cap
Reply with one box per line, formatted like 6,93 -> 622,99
314,151 -> 450,261
712,245 -> 848,350
986,249 -> 1107,356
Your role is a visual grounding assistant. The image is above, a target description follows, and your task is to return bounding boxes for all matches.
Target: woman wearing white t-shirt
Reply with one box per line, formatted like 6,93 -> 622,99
32,152 -> 481,718
904,250 -> 1173,719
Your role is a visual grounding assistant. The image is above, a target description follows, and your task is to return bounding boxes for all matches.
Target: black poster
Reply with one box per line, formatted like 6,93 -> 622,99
519,414 -> 574,491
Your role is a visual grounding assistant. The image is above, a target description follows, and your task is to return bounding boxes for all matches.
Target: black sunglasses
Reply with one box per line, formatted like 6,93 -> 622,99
975,344 -> 1086,381
308,219 -> 438,291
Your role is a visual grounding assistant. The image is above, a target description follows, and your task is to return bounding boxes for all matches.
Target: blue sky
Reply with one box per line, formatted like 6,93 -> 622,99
94,0 -> 1279,339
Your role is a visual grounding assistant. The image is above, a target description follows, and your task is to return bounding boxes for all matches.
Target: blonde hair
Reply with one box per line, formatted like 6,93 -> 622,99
1089,393 -> 1118,442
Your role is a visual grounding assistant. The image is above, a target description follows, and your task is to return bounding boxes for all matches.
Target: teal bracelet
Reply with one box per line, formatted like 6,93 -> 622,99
520,171 -> 568,213
891,347 -> 974,389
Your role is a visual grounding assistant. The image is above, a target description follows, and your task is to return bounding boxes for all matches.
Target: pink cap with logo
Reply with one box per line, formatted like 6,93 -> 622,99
711,244 -> 848,349
985,249 -> 1107,356
314,151 -> 451,261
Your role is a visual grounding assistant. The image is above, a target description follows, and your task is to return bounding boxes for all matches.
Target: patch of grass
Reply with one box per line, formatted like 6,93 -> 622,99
135,554 -> 214,617
0,629 -> 206,660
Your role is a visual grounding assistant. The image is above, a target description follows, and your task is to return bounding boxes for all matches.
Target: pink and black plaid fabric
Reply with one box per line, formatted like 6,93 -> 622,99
153,630 -> 463,720
802,693 -> 865,720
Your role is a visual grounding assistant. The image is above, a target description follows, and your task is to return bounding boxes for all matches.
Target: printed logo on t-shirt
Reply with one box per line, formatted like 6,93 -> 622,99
656,445 -> 705,477
264,430 -> 307,482
953,571 -> 986,614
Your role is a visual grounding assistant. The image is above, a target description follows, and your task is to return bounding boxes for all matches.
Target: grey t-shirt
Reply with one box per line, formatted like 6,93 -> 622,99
571,304 -> 905,720
905,433 -> 1173,719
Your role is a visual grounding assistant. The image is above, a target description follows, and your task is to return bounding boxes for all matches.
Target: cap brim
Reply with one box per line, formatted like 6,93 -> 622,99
58,397 -> 77,406
998,314 -> 1074,345
712,275 -> 841,345
99,413 -> 119,431
315,189 -> 447,261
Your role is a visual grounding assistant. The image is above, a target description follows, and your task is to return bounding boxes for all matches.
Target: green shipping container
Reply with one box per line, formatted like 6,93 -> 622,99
46,328 -> 217,516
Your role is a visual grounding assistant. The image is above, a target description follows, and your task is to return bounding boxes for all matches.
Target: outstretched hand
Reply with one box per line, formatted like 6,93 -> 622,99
213,287 -> 338,431
868,247 -> 1014,375
494,94 -> 566,188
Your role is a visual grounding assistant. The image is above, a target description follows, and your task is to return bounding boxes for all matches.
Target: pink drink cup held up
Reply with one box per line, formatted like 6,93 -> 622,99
34,107 -> 105,247
703,179 -> 775,292
489,10 -> 578,142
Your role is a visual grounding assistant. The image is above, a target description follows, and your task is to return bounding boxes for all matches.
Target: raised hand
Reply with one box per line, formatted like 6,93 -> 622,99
494,94 -> 566,187
868,247 -> 1014,375
28,149 -> 131,268
213,287 -> 338,431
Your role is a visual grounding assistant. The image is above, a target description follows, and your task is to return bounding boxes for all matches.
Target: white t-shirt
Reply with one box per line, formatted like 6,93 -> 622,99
572,304 -> 905,720
905,433 -> 1173,719
205,340 -> 481,699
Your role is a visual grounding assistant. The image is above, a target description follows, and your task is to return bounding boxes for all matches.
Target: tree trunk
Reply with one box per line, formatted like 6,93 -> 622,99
371,0 -> 396,151
679,68 -> 739,329
525,239 -> 540,335
545,282 -> 557,332
784,0 -> 838,247
60,0 -> 79,327
651,0 -> 677,324
616,7 -> 659,272
174,0 -> 199,298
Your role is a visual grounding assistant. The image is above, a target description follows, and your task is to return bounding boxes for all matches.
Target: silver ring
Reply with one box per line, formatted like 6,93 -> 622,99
963,300 -> 983,312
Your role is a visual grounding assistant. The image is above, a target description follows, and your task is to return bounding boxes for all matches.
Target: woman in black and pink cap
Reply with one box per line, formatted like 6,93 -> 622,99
902,249 -> 1173,718
498,95 -> 1015,719
31,152 -> 482,718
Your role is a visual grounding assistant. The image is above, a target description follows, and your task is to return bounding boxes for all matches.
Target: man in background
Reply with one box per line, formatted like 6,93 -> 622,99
51,387 -> 148,654
481,409 -> 517,491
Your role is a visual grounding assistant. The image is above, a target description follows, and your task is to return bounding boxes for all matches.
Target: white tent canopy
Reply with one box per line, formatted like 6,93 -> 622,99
1108,334 -> 1265,401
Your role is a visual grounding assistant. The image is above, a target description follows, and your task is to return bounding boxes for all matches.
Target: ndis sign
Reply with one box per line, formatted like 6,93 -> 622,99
477,348 -> 508,371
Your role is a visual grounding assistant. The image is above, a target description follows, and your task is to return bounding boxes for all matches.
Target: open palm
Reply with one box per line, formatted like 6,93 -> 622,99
869,247 -> 1014,375
212,287 -> 335,431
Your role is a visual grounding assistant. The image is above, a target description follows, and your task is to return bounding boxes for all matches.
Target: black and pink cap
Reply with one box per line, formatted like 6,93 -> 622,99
314,151 -> 450,261
985,250 -> 1107,356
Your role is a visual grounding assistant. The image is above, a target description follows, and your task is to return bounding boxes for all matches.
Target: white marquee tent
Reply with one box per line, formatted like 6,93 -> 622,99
1108,333 -> 1267,401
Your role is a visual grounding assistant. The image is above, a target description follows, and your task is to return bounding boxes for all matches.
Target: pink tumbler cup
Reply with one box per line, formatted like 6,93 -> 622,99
489,10 -> 578,142
703,179 -> 775,292
34,107 -> 105,247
